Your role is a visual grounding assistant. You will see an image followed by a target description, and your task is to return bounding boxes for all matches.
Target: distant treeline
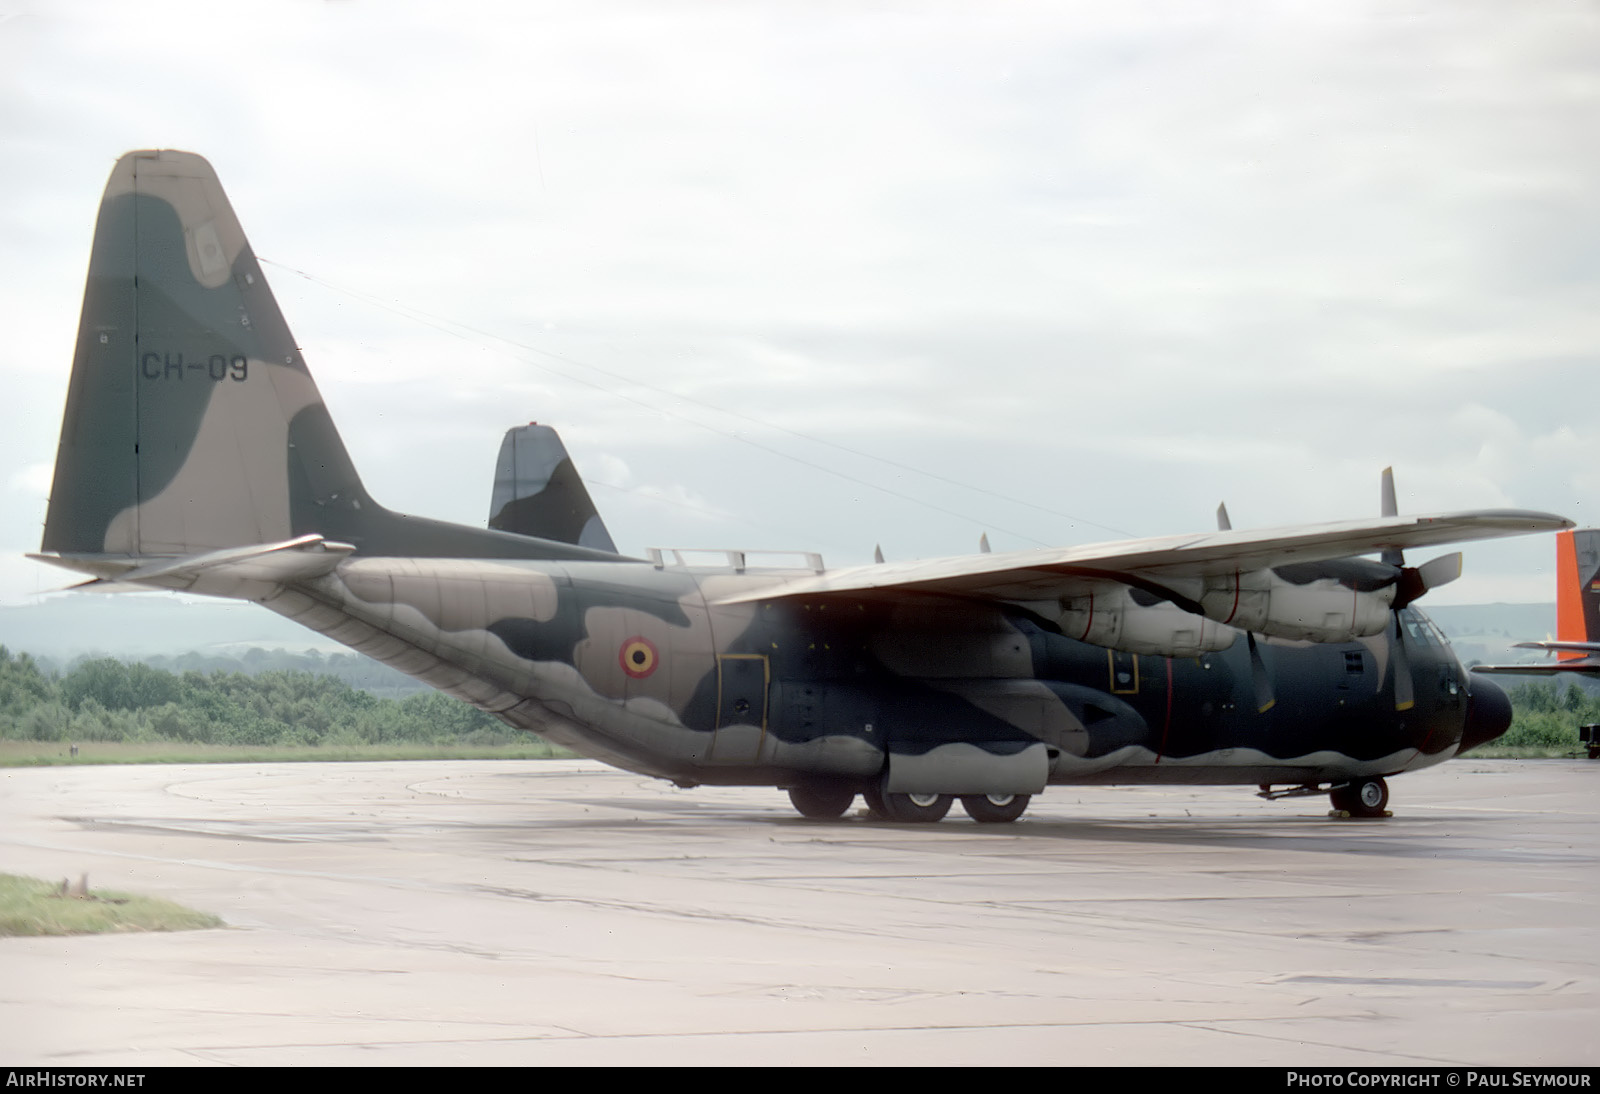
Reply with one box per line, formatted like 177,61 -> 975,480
0,646 -> 528,748
1496,679 -> 1596,751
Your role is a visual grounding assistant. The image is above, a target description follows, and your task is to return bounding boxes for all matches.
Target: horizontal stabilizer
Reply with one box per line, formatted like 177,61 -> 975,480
31,534 -> 354,595
56,578 -> 173,595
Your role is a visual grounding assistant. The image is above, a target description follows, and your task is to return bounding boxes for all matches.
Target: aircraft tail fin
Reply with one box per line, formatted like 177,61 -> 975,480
42,150 -> 372,559
488,424 -> 618,552
41,150 -> 624,568
1555,529 -> 1600,656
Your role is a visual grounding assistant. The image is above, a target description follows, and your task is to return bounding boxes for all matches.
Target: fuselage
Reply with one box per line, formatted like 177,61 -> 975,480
246,556 -> 1509,794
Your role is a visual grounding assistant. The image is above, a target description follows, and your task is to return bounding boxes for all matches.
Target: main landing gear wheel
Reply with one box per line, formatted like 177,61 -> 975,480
1330,776 -> 1389,818
960,793 -> 1031,823
787,783 -> 856,820
864,782 -> 952,823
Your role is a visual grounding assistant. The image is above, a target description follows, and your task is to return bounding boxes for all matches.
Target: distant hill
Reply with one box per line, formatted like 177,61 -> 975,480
1422,603 -> 1555,640
1421,603 -> 1557,668
0,595 -> 340,660
0,597 -> 425,696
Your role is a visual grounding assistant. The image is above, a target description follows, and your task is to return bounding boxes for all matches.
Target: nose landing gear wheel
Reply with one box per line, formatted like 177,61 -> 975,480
1330,776 -> 1389,818
960,793 -> 1031,823
787,783 -> 856,820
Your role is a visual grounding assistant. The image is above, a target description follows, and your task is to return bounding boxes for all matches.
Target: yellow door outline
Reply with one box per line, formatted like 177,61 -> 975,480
716,653 -> 770,729
1107,649 -> 1140,695
710,654 -> 770,763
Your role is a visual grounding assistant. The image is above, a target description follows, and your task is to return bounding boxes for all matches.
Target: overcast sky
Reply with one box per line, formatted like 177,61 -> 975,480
3,0 -> 1597,612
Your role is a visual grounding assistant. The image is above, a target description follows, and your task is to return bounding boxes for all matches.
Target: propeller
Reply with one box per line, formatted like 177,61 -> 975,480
1215,472 -> 1462,714
1376,467 -> 1462,710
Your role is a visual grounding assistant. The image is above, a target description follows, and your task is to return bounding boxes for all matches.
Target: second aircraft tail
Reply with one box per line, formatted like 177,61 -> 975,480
488,424 -> 617,552
1555,529 -> 1600,654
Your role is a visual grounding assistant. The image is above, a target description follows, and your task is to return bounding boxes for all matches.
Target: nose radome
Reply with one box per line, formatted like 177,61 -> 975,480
1460,676 -> 1513,753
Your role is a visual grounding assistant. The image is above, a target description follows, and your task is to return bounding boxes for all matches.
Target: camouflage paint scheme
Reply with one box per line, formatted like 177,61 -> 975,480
36,151 -> 1571,822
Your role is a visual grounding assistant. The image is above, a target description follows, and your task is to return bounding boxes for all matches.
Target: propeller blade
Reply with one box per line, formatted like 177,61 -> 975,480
1392,614 -> 1415,711
1247,632 -> 1275,713
1380,466 -> 1404,567
1415,551 -> 1462,591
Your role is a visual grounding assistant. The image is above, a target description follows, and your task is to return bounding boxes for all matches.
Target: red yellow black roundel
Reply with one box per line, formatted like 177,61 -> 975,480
619,636 -> 659,679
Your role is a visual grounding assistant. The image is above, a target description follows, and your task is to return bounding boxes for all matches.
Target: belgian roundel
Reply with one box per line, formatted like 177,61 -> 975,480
619,636 -> 659,679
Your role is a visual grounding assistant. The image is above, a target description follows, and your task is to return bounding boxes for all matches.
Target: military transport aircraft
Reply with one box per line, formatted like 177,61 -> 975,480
32,150 -> 1573,823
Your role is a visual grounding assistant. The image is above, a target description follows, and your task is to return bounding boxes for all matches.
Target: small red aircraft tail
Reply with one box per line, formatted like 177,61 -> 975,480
1555,530 -> 1600,654
1474,528 -> 1600,676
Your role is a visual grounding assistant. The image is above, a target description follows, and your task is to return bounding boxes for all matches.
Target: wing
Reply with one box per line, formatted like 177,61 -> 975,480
712,509 -> 1572,605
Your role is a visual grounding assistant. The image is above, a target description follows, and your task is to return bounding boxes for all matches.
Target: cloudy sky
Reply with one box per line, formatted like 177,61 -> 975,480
2,0 -> 1597,610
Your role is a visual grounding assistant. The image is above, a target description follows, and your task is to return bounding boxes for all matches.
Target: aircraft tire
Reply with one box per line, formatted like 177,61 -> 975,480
960,793 -> 1030,823
1330,776 -> 1388,818
787,783 -> 856,820
867,779 -> 952,823
882,791 -> 952,823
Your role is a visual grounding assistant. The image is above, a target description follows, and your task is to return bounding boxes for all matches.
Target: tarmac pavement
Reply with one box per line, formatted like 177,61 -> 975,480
0,757 -> 1596,1066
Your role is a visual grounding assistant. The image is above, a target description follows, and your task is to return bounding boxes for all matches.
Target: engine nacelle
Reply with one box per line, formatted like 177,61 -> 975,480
1056,587 -> 1236,657
1195,568 -> 1395,642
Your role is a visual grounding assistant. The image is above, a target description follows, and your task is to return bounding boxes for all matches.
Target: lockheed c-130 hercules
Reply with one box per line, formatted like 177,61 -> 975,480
34,150 -> 1571,823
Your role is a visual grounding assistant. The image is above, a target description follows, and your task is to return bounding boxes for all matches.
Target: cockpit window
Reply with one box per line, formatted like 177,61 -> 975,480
1396,609 -> 1452,648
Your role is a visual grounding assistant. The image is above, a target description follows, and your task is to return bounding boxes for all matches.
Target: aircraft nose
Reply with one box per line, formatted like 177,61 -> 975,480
1460,676 -> 1513,753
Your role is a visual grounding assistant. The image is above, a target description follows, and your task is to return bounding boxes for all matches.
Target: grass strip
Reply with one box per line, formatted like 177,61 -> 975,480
0,873 -> 223,937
